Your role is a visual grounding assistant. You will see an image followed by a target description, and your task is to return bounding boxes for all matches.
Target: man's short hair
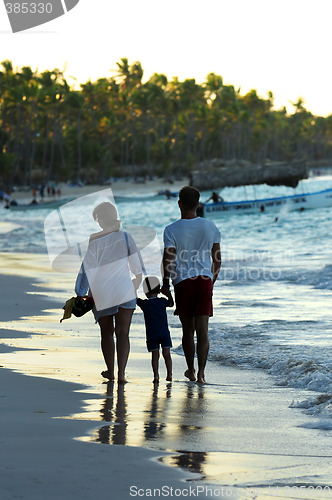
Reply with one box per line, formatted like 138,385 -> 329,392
179,186 -> 200,210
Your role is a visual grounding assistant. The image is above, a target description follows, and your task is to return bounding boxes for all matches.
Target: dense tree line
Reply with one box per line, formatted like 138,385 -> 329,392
1,58 -> 332,187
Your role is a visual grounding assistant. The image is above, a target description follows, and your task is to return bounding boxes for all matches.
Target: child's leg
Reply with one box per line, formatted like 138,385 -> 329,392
151,350 -> 160,382
162,348 -> 172,381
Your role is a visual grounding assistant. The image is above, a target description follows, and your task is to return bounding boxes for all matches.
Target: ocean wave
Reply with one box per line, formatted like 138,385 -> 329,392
217,259 -> 332,292
207,322 -> 332,419
297,418 -> 332,430
291,394 -> 332,421
220,300 -> 279,308
285,264 -> 332,290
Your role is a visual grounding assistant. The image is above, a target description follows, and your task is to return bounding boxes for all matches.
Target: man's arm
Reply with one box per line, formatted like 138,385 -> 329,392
161,246 -> 176,306
211,242 -> 221,284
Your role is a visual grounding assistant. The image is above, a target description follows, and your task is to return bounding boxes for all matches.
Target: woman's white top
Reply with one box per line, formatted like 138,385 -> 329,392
75,230 -> 142,311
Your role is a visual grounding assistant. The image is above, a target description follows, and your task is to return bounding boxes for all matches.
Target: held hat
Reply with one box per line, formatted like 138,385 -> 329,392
72,296 -> 94,317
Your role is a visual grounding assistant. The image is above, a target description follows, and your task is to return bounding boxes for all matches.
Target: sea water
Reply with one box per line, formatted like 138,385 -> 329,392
1,175 -> 332,426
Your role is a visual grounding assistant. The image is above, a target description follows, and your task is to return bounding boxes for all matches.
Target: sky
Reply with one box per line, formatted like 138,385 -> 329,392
0,0 -> 332,116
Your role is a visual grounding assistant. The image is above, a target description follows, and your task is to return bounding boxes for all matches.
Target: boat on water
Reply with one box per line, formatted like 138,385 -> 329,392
7,197 -> 74,211
201,187 -> 332,217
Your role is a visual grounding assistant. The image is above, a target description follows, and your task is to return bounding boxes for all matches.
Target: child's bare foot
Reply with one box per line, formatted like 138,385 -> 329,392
101,370 -> 115,380
184,369 -> 196,381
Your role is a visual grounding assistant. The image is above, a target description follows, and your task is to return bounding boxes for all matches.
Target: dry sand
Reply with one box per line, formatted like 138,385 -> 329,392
1,252 -> 332,500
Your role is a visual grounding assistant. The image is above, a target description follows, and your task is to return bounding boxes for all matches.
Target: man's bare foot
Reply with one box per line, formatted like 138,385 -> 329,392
101,370 -> 115,380
153,377 -> 159,383
118,377 -> 128,384
166,374 -> 172,381
184,369 -> 196,381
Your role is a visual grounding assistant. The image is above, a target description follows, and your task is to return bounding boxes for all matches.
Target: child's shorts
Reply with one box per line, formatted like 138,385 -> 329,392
147,331 -> 172,352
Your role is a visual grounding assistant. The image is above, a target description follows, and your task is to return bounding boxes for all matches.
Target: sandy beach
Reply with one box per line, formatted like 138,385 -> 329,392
1,250 -> 332,500
8,178 -> 186,205
1,181 -> 332,499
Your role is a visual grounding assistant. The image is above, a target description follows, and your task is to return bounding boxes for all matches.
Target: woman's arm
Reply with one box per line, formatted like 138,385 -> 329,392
75,263 -> 89,296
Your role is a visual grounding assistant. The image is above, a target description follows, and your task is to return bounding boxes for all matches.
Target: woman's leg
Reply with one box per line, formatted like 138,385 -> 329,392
98,315 -> 115,380
114,307 -> 134,383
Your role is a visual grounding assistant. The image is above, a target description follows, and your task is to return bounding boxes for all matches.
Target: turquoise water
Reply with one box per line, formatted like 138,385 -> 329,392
1,175 -> 332,424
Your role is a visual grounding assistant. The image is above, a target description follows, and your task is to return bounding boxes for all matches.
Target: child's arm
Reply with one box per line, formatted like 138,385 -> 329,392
136,297 -> 144,309
161,291 -> 174,307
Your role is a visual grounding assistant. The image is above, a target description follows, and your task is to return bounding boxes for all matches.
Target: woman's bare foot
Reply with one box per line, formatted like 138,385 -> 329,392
101,370 -> 115,380
197,371 -> 205,384
153,377 -> 159,383
166,374 -> 172,381
184,369 -> 196,381
117,371 -> 128,384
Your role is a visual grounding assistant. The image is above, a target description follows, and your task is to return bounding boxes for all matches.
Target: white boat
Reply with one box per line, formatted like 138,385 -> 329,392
201,187 -> 332,217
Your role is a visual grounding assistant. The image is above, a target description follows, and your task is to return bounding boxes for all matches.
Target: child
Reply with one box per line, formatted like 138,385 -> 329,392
137,276 -> 173,383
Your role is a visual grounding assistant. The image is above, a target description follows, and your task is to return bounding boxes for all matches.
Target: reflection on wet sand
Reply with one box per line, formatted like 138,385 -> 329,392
96,382 -> 128,446
168,451 -> 208,476
143,382 -> 172,442
89,381 -> 210,480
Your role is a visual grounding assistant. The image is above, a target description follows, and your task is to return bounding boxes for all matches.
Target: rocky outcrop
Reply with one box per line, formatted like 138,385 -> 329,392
190,159 -> 309,190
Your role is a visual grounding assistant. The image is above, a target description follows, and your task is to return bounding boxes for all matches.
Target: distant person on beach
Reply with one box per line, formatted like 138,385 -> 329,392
206,191 -> 224,203
161,186 -> 221,383
137,276 -> 173,383
75,202 -> 142,383
4,191 -> 10,207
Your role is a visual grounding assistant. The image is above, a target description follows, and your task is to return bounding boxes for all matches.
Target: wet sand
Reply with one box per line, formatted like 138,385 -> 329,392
1,252 -> 332,499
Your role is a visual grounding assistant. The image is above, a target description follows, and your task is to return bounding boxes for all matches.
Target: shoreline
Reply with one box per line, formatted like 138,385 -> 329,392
6,178 -> 187,206
1,253 -> 332,499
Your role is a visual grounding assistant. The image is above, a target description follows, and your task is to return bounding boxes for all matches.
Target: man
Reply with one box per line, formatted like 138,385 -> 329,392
161,186 -> 221,383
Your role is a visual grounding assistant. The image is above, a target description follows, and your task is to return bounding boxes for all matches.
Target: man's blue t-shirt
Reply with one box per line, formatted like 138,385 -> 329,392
137,297 -> 172,352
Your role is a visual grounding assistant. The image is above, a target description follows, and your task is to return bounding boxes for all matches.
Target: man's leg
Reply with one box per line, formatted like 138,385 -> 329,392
179,315 -> 196,381
195,315 -> 209,383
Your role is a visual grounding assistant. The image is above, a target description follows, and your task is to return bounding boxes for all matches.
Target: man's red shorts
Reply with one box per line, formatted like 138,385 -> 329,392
174,276 -> 213,317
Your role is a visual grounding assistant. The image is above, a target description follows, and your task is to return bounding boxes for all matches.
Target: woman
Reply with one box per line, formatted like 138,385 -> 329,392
75,202 -> 142,383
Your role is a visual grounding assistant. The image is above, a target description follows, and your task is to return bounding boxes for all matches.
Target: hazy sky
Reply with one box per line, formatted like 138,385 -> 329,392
1,0 -> 331,116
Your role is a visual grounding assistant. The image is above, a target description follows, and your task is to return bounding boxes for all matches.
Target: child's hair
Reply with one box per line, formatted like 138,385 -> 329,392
143,276 -> 161,297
